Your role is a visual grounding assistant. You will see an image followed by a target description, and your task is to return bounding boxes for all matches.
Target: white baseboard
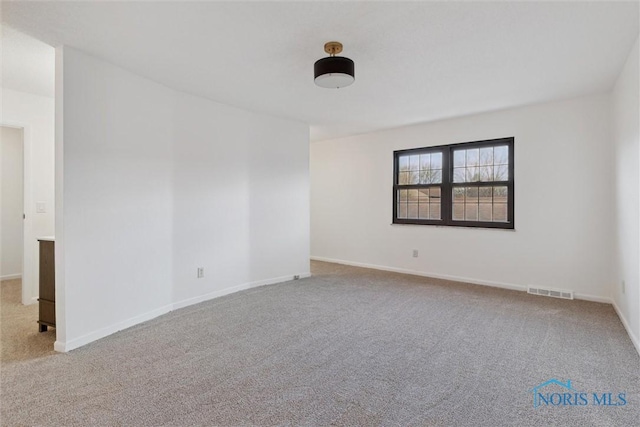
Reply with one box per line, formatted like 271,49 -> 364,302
172,283 -> 253,311
55,272 -> 310,353
310,256 -> 614,303
1,273 -> 22,281
172,273 -> 310,311
57,303 -> 174,352
572,293 -> 613,304
311,256 -> 527,292
612,301 -> 640,357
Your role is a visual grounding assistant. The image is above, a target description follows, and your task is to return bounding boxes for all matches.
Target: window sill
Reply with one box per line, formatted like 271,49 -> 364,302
390,223 -> 516,231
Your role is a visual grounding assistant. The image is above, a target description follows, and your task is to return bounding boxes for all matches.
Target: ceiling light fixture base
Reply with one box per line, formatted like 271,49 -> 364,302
324,41 -> 343,56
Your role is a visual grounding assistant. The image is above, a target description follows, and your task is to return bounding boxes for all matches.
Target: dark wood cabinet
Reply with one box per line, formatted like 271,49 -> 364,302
38,239 -> 55,332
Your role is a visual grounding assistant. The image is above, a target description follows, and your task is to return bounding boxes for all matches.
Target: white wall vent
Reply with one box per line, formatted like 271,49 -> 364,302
527,286 -> 573,300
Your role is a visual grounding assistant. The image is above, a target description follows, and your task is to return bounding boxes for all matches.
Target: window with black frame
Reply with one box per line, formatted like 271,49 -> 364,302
393,137 -> 514,229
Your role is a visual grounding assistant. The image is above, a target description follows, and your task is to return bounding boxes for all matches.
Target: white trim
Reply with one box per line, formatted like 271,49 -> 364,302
54,303 -> 173,353
22,124 -> 33,307
311,256 -> 526,292
612,301 -> 640,357
54,272 -> 310,353
54,46 -> 66,348
310,256 -> 614,303
572,293 -> 613,304
0,274 -> 22,281
172,273 -> 311,311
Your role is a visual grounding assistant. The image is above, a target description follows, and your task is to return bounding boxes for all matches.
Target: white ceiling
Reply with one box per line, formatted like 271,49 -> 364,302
2,1 -> 638,141
1,25 -> 55,98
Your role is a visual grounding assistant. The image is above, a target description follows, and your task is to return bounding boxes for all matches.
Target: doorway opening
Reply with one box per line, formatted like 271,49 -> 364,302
1,126 -> 24,284
1,124 -> 56,362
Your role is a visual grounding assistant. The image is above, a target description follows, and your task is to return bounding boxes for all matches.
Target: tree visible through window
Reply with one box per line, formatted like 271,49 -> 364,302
393,137 -> 514,229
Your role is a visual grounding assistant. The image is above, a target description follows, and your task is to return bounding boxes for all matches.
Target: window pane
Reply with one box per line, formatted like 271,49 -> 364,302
494,165 -> 508,181
418,189 -> 429,202
420,169 -> 441,184
430,152 -> 443,169
420,154 -> 430,171
398,171 -> 410,185
430,203 -> 441,220
409,155 -> 420,171
429,187 -> 441,199
408,189 -> 419,202
407,203 -> 418,219
479,187 -> 492,201
494,146 -> 508,165
466,167 -> 480,182
453,203 -> 464,220
418,202 -> 430,219
398,190 -> 408,202
409,171 -> 419,184
493,203 -> 507,222
479,147 -> 493,166
453,187 -> 465,201
494,186 -> 508,203
466,149 -> 479,166
398,203 -> 407,219
453,168 -> 466,183
453,150 -> 465,167
479,203 -> 492,221
399,155 -> 409,171
465,186 -> 478,203
479,166 -> 493,182
465,203 -> 479,221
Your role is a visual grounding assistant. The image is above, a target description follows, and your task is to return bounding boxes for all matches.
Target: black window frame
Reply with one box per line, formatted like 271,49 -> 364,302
393,137 -> 514,229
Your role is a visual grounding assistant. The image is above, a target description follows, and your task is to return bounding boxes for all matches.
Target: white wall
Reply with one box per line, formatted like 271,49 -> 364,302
171,92 -> 310,307
311,94 -> 614,301
1,126 -> 24,279
0,88 -> 55,303
59,47 -> 175,350
612,37 -> 640,354
57,47 -> 309,351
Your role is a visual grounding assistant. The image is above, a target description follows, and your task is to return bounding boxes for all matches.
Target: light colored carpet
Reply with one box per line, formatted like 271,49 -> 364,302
1,279 -> 56,363
1,261 -> 638,426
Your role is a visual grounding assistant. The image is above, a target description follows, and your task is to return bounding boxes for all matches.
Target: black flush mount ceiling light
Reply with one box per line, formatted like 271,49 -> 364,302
314,41 -> 355,88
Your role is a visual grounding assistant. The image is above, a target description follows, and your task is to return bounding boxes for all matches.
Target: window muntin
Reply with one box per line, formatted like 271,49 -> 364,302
397,152 -> 443,185
396,148 -> 443,222
397,187 -> 441,220
452,145 -> 509,183
393,138 -> 514,229
451,186 -> 508,222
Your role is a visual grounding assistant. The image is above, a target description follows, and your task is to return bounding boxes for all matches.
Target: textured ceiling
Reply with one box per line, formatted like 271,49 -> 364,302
2,1 -> 638,141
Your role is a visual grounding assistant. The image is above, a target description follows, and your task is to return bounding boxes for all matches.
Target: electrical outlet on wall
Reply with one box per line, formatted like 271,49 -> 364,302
412,249 -> 419,258
197,267 -> 204,278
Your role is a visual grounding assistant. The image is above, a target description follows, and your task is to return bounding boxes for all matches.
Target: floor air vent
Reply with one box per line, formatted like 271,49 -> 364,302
527,286 -> 573,300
